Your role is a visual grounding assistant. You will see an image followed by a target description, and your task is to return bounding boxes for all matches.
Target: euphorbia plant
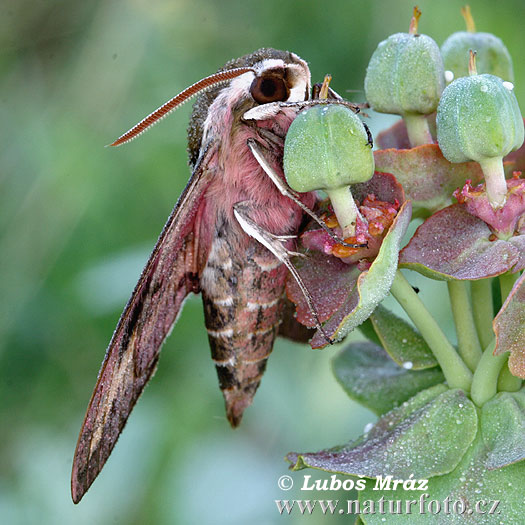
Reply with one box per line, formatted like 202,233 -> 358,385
281,6 -> 525,523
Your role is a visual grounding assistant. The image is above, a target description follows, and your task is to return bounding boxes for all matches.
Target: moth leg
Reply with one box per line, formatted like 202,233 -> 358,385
270,233 -> 297,240
363,122 -> 374,148
247,138 -> 365,248
242,99 -> 361,122
233,202 -> 332,345
243,102 -> 282,122
278,99 -> 361,113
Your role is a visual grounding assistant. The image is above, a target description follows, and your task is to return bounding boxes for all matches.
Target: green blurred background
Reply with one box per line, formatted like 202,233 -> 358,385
1,0 -> 523,523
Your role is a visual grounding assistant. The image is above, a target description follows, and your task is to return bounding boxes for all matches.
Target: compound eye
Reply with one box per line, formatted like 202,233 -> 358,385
250,75 -> 288,104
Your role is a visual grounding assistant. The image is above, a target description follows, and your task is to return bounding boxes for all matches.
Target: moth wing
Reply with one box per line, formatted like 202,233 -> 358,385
278,296 -> 314,343
71,146 -> 217,503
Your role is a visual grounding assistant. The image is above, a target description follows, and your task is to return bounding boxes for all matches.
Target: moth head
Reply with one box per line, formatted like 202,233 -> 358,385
248,55 -> 311,105
187,49 -> 310,166
109,49 -> 310,149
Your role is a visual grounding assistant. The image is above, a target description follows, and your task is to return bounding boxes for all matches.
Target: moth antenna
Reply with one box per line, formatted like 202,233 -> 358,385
109,67 -> 255,147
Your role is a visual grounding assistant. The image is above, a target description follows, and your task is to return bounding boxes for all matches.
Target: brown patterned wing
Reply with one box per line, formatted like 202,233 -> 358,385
278,296 -> 314,344
71,150 -> 216,503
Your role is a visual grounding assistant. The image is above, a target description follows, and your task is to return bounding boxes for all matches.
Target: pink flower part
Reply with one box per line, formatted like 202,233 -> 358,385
301,194 -> 400,264
454,173 -> 525,238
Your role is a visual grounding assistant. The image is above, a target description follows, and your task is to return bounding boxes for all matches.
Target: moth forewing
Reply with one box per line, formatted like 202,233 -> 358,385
72,48 -> 317,503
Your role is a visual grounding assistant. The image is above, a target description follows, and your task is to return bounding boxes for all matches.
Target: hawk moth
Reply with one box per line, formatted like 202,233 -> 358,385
71,48 -> 358,503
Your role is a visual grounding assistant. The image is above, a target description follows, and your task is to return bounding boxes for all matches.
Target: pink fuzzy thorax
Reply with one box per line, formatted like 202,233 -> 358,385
200,78 -> 315,249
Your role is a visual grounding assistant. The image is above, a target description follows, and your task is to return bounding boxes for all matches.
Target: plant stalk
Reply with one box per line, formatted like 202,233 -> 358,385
471,279 -> 494,350
499,271 -> 519,303
390,270 -> 472,391
471,340 -> 507,405
326,186 -> 360,238
479,156 -> 507,209
447,280 -> 483,372
404,114 -> 433,147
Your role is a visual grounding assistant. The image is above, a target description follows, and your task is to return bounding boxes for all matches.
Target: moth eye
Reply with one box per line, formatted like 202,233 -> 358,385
250,75 -> 288,104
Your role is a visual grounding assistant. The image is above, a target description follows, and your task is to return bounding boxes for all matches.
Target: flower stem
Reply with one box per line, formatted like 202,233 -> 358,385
447,280 -> 482,372
404,114 -> 433,147
478,156 -> 507,209
471,279 -> 494,349
390,270 -> 473,391
497,358 -> 523,392
471,340 -> 507,406
326,186 -> 360,238
499,271 -> 519,302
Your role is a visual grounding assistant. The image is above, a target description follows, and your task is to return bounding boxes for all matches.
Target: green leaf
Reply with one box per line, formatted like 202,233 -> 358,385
359,318 -> 382,346
481,389 -> 525,470
332,341 -> 444,415
370,304 -> 438,370
359,430 -> 525,524
288,387 -> 477,480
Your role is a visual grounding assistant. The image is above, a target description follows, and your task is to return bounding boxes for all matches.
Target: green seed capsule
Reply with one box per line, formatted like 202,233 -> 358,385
442,32 -> 514,81
441,6 -> 514,82
364,32 -> 445,117
283,105 -> 374,193
437,74 -> 523,163
284,104 -> 374,236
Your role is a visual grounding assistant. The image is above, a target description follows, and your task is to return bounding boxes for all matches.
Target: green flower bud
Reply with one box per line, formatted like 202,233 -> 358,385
442,33 -> 514,82
437,63 -> 524,209
364,8 -> 444,147
437,74 -> 523,163
284,104 -> 374,236
284,105 -> 374,192
441,6 -> 514,81
365,33 -> 445,116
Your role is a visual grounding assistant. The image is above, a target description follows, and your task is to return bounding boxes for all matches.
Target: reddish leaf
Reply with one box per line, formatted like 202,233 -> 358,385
377,117 -> 525,174
510,235 -> 525,272
374,145 -> 484,216
376,119 -> 411,150
286,173 -> 410,347
309,201 -> 411,348
400,205 -> 520,280
352,170 -> 405,204
286,251 -> 360,327
494,273 -> 525,378
287,387 -> 477,479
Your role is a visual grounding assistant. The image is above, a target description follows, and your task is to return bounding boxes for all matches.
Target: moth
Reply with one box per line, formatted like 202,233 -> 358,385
71,48 -> 358,503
